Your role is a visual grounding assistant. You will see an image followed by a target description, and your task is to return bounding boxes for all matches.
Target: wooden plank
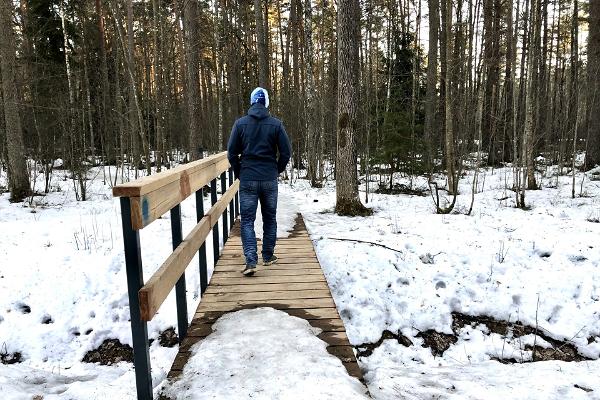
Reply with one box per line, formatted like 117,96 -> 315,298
194,306 -> 340,322
223,244 -> 316,250
138,217 -> 211,321
211,265 -> 322,274
194,299 -> 339,315
166,214 -> 365,386
211,269 -> 324,278
343,362 -> 363,380
204,281 -> 330,293
200,289 -> 332,303
129,158 -> 233,230
113,152 -> 228,197
221,247 -> 316,255
217,257 -> 319,266
228,235 -> 312,241
171,351 -> 190,371
209,274 -> 326,285
318,331 -> 350,346
219,253 -> 316,260
227,238 -> 312,243
227,238 -> 313,245
185,318 -> 346,339
327,346 -> 357,362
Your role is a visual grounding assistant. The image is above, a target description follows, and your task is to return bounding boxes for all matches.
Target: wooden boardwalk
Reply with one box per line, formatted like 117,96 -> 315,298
168,215 -> 363,382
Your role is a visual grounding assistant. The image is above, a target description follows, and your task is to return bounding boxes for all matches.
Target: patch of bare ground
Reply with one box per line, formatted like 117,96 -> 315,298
82,339 -> 133,365
355,312 -> 593,363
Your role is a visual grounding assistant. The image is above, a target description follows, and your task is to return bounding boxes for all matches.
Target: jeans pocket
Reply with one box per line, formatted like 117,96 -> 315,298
261,179 -> 278,191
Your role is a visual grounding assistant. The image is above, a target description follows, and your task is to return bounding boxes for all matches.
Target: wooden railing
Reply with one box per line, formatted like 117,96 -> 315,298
113,151 -> 239,400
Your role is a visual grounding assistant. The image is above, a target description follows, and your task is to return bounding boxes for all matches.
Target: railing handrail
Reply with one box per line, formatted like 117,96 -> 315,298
113,152 -> 230,230
138,180 -> 240,321
113,151 -> 239,400
113,152 -> 228,198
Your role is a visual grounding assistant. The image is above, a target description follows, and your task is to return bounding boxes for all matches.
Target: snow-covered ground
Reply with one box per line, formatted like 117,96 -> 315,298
285,168 -> 600,399
162,308 -> 367,399
1,164 -> 599,399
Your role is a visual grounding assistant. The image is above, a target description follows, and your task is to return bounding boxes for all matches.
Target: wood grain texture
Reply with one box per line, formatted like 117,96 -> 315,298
166,215 -> 364,384
113,152 -> 228,197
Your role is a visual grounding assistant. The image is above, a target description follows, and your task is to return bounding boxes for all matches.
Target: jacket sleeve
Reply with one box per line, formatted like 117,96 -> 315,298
227,121 -> 242,179
277,121 -> 292,174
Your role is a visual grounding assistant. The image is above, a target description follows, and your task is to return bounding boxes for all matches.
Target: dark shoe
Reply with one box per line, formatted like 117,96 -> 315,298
263,255 -> 278,266
242,264 -> 256,276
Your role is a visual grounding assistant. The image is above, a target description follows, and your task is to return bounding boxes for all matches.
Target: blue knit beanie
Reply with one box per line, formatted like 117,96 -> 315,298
250,87 -> 269,108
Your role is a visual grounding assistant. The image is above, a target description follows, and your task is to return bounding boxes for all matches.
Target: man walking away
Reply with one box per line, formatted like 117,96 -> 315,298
227,87 -> 292,276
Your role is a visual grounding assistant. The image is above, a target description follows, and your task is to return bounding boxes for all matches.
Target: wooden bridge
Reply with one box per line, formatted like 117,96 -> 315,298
113,152 -> 362,399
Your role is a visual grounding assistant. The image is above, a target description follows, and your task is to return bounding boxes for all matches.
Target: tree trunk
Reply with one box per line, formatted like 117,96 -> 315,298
425,0 -> 439,172
303,0 -> 320,186
335,0 -> 369,216
254,0 -> 269,88
183,0 -> 202,158
0,0 -> 30,201
521,0 -> 540,200
586,0 -> 600,168
152,0 -> 164,171
213,0 -> 224,150
96,0 -> 113,168
442,0 -> 456,193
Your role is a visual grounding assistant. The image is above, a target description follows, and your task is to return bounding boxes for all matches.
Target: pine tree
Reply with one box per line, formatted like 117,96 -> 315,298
0,0 -> 30,201
335,0 -> 370,216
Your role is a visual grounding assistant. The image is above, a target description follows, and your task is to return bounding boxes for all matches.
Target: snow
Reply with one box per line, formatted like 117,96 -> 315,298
364,341 -> 600,400
0,166 -> 298,399
281,168 -> 600,398
1,163 -> 600,399
161,308 -> 367,399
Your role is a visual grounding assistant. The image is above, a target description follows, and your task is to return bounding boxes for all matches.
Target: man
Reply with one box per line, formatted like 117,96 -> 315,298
227,87 -> 292,276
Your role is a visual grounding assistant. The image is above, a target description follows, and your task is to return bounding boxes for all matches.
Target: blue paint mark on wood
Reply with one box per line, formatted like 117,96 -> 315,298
142,197 -> 150,225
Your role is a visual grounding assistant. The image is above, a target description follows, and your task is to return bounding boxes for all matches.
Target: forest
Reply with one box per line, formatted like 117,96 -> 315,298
1,0 -> 598,210
2,1 -> 600,398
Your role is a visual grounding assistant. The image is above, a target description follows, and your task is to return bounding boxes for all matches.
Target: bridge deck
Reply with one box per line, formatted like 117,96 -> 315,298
167,215 -> 363,382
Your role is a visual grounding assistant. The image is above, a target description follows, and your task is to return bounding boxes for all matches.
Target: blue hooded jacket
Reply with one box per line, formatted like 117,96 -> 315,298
227,103 -> 292,181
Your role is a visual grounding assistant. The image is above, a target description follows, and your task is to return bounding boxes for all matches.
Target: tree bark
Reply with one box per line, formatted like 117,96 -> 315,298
521,0 -> 540,201
425,0 -> 439,172
586,0 -> 600,168
303,0 -> 320,186
183,0 -> 202,157
335,0 -> 369,216
213,0 -> 224,150
254,0 -> 269,88
442,0 -> 456,193
0,0 -> 30,201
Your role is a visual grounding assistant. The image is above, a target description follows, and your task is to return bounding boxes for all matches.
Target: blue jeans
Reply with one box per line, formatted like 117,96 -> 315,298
239,180 -> 278,266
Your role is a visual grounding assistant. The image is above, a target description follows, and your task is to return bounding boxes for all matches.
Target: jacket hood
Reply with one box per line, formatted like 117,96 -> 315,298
247,103 -> 270,120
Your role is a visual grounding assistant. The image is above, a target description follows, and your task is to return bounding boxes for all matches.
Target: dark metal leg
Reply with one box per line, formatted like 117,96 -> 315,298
228,168 -> 235,228
211,178 -> 219,264
119,198 -> 153,400
220,172 -> 229,242
195,190 -> 208,294
170,204 -> 188,341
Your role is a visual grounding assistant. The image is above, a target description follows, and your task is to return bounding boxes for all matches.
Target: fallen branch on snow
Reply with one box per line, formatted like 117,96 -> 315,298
325,237 -> 403,253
